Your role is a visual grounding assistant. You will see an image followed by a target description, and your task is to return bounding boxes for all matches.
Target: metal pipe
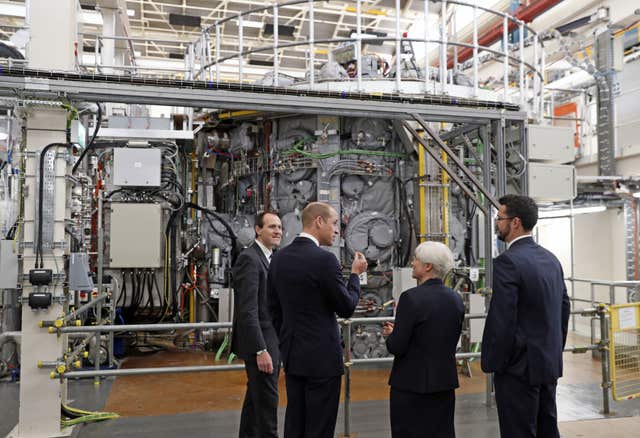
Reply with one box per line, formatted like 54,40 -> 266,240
598,306 -> 610,414
238,15 -> 244,84
503,15 -> 508,101
590,283 -> 596,341
440,0 -> 447,93
568,278 -> 640,286
61,363 -> 245,379
274,4 -> 279,86
96,193 -> 104,385
472,5 -> 478,96
59,321 -> 233,334
519,21 -> 525,107
540,47 -> 545,117
356,0 -> 362,92
309,0 -> 315,86
63,293 -> 108,323
481,124 -> 493,408
533,33 -> 539,120
215,25 -> 221,82
395,0 -> 402,92
94,36 -> 99,72
609,285 -> 615,305
205,31 -> 213,82
424,0 -> 429,94
343,321 -> 352,437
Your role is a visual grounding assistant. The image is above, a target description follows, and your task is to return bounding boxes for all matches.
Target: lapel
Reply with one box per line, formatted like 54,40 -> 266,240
251,242 -> 269,271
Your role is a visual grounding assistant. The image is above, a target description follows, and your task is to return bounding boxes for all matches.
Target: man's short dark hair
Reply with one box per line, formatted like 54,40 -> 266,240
499,194 -> 538,231
255,210 -> 279,229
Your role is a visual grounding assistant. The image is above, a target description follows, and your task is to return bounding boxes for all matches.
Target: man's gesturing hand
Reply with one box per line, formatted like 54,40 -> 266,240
351,252 -> 368,275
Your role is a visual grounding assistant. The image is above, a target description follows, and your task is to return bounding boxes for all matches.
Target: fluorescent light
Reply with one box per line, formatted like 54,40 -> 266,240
633,192 -> 640,199
233,19 -> 263,29
0,3 -> 105,25
539,205 -> 606,218
127,9 -> 135,17
0,3 -> 25,17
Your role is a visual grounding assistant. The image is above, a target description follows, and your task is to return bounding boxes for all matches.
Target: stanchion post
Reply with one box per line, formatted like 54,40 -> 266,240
343,320 -> 352,437
598,304 -> 611,415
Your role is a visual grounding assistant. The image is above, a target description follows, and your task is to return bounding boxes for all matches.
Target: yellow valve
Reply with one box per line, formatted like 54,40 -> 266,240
50,372 -> 56,380
37,361 -> 43,368
73,360 -> 81,369
83,351 -> 89,359
75,320 -> 81,326
56,364 -> 66,374
63,354 -> 68,360
54,319 -> 63,328
38,321 -> 43,328
47,327 -> 55,334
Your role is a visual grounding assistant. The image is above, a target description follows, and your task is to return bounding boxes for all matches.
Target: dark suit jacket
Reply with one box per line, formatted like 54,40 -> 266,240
231,243 -> 279,360
268,236 -> 360,377
387,279 -> 465,394
481,236 -> 571,385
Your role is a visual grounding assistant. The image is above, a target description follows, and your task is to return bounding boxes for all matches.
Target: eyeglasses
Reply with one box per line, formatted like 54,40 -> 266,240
495,216 -> 514,222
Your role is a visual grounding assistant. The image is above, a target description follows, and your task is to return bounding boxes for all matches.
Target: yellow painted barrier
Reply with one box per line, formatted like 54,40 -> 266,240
609,303 -> 640,401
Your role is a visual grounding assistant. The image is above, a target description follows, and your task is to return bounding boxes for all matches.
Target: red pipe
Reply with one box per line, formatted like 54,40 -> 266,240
447,0 -> 564,69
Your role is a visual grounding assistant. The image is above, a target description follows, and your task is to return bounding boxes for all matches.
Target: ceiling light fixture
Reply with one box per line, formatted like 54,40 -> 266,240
538,205 -> 607,218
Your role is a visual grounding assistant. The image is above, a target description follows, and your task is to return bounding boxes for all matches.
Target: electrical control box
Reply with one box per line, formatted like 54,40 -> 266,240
113,148 -> 161,187
527,125 -> 575,164
0,240 -> 19,289
528,163 -> 577,202
109,203 -> 163,268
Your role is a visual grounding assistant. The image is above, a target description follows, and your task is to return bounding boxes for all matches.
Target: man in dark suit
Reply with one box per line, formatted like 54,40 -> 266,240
231,211 -> 282,438
268,202 -> 368,438
383,241 -> 464,438
481,194 -> 570,438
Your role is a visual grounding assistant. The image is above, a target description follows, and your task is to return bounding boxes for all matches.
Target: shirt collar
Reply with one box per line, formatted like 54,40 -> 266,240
298,232 -> 319,247
254,239 -> 272,261
507,234 -> 533,250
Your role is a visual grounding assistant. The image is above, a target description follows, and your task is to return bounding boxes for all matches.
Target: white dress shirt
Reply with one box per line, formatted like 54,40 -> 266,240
254,239 -> 273,263
507,234 -> 533,250
298,232 -> 319,247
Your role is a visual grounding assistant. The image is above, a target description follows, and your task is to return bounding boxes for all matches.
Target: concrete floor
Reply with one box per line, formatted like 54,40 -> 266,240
1,331 -> 640,437
2,375 -> 640,437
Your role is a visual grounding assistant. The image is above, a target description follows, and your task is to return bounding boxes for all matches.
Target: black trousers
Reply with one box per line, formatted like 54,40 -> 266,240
494,373 -> 560,438
390,387 -> 456,438
283,373 -> 341,438
238,356 -> 280,438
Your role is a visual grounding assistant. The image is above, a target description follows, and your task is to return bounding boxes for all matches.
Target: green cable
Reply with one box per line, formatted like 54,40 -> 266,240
281,136 -> 406,159
227,352 -> 236,364
61,413 -> 119,428
215,333 -> 230,361
283,145 -> 406,159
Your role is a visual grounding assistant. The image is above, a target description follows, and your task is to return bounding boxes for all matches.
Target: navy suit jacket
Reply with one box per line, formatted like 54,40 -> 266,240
387,279 -> 465,394
481,237 -> 570,385
268,237 -> 360,377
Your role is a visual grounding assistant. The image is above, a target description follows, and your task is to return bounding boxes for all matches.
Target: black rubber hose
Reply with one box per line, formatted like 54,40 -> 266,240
71,103 -> 102,175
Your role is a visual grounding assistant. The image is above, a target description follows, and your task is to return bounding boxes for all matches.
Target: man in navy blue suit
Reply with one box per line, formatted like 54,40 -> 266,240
482,194 -> 570,438
268,202 -> 368,438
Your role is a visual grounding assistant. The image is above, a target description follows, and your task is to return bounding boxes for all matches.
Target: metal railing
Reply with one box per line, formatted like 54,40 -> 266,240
46,305 -> 613,434
190,0 -> 544,115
